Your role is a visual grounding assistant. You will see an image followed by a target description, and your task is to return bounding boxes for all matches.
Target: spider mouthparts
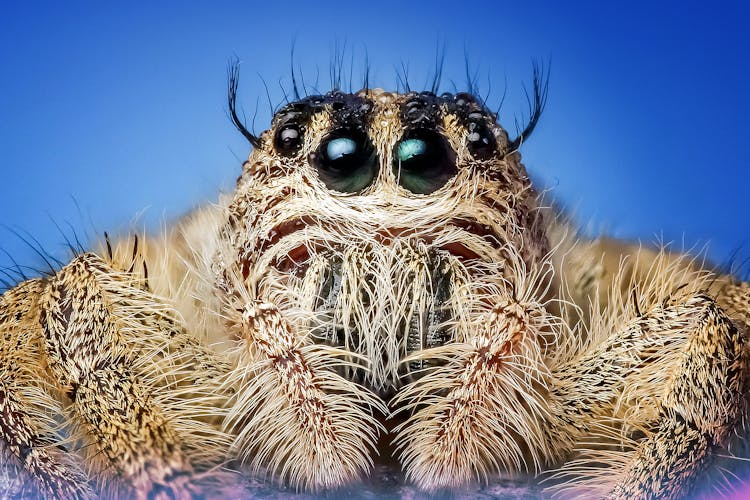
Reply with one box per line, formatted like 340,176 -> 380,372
307,250 -> 454,392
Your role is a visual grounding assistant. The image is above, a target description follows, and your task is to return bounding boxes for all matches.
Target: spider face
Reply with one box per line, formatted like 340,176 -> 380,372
221,89 -> 551,397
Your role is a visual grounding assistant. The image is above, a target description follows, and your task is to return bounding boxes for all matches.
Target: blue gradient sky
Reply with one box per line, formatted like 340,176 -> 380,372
1,1 -> 749,280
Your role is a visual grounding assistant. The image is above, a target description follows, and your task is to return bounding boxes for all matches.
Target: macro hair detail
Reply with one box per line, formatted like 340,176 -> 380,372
0,60 -> 749,499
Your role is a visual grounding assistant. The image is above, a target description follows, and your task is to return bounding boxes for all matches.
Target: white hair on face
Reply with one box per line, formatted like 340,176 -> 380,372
194,88 -> 557,489
242,168 -> 526,388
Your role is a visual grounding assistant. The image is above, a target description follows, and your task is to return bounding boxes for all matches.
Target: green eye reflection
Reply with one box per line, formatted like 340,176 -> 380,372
397,139 -> 427,163
393,131 -> 457,194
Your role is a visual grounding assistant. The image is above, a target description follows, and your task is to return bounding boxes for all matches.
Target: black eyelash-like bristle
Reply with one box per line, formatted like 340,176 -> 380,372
277,78 -> 290,106
329,40 -> 347,91
509,61 -> 550,151
361,51 -> 370,92
0,225 -> 65,291
5,226 -> 63,273
429,43 -> 446,95
463,48 -> 480,99
396,61 -> 411,93
290,44 -> 301,101
0,248 -> 29,282
48,215 -> 84,257
227,60 -> 262,149
720,245 -> 750,282
247,47 -> 548,157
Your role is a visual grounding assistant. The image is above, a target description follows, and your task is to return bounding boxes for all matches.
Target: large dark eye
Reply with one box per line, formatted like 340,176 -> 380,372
393,129 -> 457,194
274,124 -> 303,156
309,130 -> 377,193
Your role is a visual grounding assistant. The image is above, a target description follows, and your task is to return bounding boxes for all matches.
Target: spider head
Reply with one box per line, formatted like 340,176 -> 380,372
224,88 -> 551,396
243,88 -> 521,193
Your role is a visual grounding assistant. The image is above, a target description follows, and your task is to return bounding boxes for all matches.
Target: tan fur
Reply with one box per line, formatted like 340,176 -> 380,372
0,86 -> 748,499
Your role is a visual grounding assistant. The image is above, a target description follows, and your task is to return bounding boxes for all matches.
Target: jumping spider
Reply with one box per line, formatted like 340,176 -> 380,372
1,64 -> 749,499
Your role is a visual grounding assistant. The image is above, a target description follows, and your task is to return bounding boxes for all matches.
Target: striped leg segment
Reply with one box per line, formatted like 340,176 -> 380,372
609,295 -> 747,499
0,280 -> 92,499
553,291 -> 748,499
224,300 -> 384,491
392,295 -> 558,491
40,254 -> 197,498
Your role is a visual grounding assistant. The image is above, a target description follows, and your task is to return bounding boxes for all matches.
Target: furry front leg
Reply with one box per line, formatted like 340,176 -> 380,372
392,290 -> 564,491
1,280 -> 92,498
608,295 -> 747,499
40,253 -> 202,498
553,287 -> 748,499
224,300 -> 384,491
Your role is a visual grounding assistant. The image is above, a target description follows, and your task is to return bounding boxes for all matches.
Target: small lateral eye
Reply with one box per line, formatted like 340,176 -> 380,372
274,124 -> 303,156
309,130 -> 377,193
393,129 -> 457,195
466,120 -> 497,159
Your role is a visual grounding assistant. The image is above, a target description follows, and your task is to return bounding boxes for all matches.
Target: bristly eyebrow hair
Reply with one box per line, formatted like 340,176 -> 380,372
228,57 -> 550,151
228,61 -> 262,149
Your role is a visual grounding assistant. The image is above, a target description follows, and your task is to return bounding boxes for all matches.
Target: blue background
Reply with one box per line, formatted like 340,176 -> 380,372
1,1 -> 749,282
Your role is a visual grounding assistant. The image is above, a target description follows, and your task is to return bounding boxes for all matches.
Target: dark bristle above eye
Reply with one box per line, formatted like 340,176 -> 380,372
227,61 -> 261,149
509,62 -> 550,151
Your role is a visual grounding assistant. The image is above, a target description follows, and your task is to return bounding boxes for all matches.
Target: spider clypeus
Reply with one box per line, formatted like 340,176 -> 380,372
1,63 -> 749,500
